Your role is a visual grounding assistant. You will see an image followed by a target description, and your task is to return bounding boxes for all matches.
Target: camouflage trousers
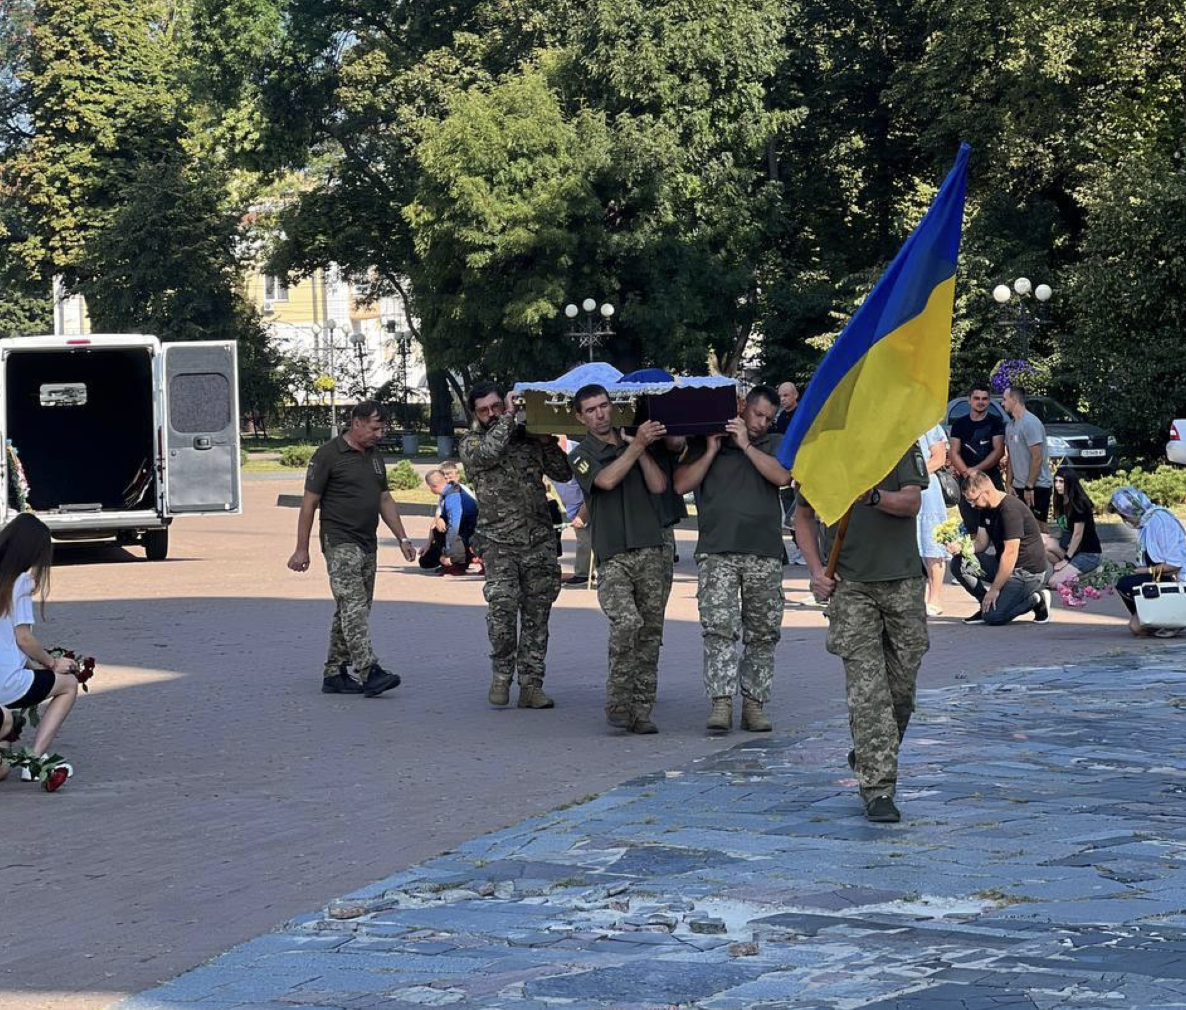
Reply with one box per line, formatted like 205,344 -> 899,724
696,552 -> 783,703
598,546 -> 668,721
659,528 -> 677,619
482,539 -> 561,687
826,576 -> 929,802
324,542 -> 378,678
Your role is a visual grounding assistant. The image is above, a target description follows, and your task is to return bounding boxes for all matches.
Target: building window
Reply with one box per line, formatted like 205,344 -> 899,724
264,275 -> 289,303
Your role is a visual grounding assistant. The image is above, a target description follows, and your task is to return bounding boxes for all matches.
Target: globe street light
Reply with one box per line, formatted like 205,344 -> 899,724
563,297 -> 615,362
992,277 -> 1052,358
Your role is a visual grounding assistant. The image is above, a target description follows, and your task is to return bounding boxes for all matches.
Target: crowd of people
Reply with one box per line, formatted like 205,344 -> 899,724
2,378 -> 1183,814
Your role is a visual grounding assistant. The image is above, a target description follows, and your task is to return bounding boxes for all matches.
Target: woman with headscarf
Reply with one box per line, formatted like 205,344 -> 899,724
1110,486 -> 1186,636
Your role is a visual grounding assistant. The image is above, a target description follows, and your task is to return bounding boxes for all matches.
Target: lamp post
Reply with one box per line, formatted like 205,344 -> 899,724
314,318 -> 346,437
385,320 -> 413,431
992,277 -> 1052,358
349,331 -> 368,398
563,297 -> 615,362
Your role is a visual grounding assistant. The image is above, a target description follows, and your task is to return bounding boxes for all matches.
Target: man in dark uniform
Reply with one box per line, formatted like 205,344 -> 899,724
795,446 -> 930,823
460,382 -> 572,709
570,384 -> 669,734
288,401 -> 417,697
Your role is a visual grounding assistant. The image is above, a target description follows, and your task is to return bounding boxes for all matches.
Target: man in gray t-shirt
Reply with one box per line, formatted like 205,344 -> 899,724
1003,386 -> 1052,526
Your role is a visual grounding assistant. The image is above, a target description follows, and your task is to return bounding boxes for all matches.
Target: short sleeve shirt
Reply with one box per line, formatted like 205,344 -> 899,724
803,447 -> 929,582
1064,501 -> 1102,556
686,434 -> 784,558
571,434 -> 664,563
950,412 -> 1005,481
1006,412 -> 1052,489
981,493 -> 1048,574
305,436 -> 388,551
0,573 -> 36,705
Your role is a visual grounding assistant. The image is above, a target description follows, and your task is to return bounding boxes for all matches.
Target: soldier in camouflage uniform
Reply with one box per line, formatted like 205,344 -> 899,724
460,382 -> 572,709
795,445 -> 931,823
570,384 -> 671,734
674,386 -> 790,734
288,401 -> 418,698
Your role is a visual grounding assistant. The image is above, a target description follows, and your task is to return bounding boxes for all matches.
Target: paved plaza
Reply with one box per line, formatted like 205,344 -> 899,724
0,474 -> 1165,1010
118,648 -> 1186,1009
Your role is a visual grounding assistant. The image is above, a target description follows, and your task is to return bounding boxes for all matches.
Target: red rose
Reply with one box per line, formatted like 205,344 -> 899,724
43,766 -> 69,792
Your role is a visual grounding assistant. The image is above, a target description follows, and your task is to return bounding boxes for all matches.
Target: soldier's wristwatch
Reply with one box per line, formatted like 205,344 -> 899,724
868,489 -> 882,507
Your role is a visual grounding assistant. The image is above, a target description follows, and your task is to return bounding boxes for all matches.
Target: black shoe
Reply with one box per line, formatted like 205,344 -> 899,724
865,795 -> 901,823
363,665 -> 402,697
322,669 -> 364,694
962,612 -> 986,625
606,708 -> 632,728
1032,590 -> 1051,624
847,748 -> 856,771
630,718 -> 659,735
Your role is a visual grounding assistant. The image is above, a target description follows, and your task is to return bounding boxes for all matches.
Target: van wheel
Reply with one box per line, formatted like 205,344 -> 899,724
144,529 -> 169,561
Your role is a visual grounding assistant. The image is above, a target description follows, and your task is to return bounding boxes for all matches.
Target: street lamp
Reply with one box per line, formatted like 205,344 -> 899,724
349,331 -> 368,398
992,277 -> 1052,357
563,298 -> 615,362
384,320 -> 413,431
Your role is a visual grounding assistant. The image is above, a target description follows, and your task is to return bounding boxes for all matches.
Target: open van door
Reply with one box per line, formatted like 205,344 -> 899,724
162,341 -> 241,515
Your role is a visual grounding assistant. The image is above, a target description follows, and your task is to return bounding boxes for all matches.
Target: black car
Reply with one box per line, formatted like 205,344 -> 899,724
944,395 -> 1121,473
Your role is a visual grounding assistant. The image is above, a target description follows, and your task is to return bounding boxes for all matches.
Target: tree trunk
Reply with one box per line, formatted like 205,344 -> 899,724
427,369 -> 454,436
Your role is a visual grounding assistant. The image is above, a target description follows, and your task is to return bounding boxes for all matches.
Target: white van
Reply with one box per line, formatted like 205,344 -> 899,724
0,334 -> 241,560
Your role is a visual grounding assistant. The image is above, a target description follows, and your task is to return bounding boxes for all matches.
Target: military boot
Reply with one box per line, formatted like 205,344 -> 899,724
488,676 -> 511,707
706,697 -> 733,735
517,683 -> 555,709
741,696 -> 772,733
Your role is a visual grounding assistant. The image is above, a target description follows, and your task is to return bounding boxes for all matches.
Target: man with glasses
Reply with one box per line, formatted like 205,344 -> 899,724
951,471 -> 1052,626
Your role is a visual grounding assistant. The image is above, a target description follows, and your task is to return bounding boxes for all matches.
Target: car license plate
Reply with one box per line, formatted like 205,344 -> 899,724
1081,448 -> 1106,457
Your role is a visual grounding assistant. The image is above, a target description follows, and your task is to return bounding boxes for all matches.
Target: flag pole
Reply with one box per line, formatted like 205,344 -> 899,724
824,506 -> 853,580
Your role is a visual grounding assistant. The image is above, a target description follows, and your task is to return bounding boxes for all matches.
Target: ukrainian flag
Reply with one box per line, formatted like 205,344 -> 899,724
777,143 -> 970,525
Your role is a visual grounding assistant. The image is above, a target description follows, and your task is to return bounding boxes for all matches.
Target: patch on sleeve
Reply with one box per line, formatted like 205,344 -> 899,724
914,452 -> 928,479
306,462 -> 317,482
574,456 -> 590,475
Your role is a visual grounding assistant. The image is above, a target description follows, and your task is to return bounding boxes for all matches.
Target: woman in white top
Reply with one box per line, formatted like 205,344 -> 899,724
916,423 -> 952,616
0,514 -> 79,783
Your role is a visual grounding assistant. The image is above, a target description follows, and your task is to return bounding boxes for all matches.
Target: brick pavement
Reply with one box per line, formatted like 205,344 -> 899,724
118,648 -> 1186,1009
0,476 -> 1151,1010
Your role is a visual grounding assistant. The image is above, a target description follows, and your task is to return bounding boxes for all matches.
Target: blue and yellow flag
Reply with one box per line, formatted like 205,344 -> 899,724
777,143 -> 970,525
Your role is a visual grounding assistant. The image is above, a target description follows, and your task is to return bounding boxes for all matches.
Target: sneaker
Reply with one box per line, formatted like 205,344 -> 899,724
926,603 -> 943,617
865,795 -> 901,823
322,668 -> 364,694
363,665 -> 402,698
630,717 -> 659,735
962,612 -> 986,625
438,563 -> 469,576
1032,590 -> 1051,624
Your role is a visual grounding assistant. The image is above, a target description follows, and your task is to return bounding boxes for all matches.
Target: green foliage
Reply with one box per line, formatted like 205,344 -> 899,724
386,459 -> 420,491
279,444 -> 318,468
1083,467 -> 1186,515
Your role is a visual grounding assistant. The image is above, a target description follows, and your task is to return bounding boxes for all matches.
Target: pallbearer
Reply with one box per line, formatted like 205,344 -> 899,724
675,386 -> 789,735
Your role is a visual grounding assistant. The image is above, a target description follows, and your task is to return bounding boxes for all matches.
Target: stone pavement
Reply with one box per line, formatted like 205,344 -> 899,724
121,647 -> 1186,1010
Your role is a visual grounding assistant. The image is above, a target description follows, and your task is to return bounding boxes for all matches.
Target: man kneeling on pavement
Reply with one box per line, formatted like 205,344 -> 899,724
951,471 -> 1052,626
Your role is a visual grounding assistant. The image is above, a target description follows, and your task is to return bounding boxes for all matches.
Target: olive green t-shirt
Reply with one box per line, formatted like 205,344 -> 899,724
571,434 -> 664,563
685,434 -> 784,559
305,436 -> 388,552
800,446 -> 929,582
648,443 -> 688,529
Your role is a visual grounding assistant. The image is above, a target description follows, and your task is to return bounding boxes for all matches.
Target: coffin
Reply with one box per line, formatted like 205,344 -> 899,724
513,363 -> 737,437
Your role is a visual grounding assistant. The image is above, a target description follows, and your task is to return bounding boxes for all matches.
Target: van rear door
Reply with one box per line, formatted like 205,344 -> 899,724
161,341 -> 241,515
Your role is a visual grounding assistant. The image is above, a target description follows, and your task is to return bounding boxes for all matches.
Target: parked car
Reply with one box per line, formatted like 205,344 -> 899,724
1168,420 -> 1186,465
944,395 -> 1121,473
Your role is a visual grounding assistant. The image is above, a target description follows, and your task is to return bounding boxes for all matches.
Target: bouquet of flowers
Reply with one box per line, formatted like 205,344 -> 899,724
49,647 -> 96,692
6,441 -> 31,512
1,747 -> 70,791
933,517 -> 982,576
1056,560 -> 1134,608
